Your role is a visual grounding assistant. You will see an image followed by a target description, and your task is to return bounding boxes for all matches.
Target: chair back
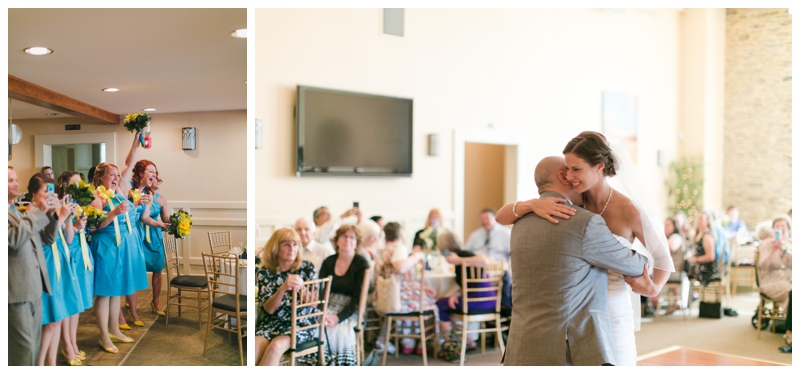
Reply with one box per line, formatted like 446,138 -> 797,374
208,230 -> 232,254
355,265 -> 373,364
460,262 -> 504,314
202,253 -> 240,302
399,259 -> 427,312
753,249 -> 762,289
356,265 -> 374,329
290,277 -> 332,351
163,235 -> 180,280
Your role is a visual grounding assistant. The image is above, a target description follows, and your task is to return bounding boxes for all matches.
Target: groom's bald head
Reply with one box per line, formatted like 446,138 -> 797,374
535,156 -> 570,196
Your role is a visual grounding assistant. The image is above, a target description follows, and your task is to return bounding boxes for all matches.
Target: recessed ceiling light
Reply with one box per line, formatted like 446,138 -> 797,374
45,113 -> 61,116
231,29 -> 247,38
102,88 -> 120,92
143,108 -> 157,112
24,47 -> 53,55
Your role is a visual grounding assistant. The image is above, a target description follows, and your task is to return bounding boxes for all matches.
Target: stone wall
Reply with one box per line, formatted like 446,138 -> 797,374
724,8 -> 792,228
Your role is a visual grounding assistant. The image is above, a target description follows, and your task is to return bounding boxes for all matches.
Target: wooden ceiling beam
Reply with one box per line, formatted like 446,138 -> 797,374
8,75 -> 120,125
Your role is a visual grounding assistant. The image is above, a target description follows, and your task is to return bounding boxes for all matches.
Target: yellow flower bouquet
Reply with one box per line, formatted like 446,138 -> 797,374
65,180 -> 96,207
123,112 -> 151,133
167,210 -> 193,239
78,205 -> 108,232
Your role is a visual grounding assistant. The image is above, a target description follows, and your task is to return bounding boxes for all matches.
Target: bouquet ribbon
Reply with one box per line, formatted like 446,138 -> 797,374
106,196 -> 132,246
49,228 -> 69,280
79,230 -> 92,271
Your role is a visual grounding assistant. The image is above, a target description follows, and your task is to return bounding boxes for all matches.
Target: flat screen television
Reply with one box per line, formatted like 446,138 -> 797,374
295,85 -> 413,177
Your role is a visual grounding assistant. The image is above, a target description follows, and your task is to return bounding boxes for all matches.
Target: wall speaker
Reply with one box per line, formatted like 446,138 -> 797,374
383,9 -> 404,37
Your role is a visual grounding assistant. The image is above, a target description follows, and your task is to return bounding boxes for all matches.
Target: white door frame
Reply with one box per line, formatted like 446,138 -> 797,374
35,132 -> 116,169
453,129 -> 525,239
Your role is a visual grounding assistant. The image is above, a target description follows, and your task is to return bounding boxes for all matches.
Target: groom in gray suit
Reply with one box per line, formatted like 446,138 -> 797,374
503,156 -> 649,366
8,167 -> 58,365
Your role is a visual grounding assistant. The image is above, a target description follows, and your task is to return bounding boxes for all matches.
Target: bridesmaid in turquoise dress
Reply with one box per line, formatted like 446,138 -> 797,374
57,171 -> 93,365
117,136 -> 157,329
135,169 -> 170,316
89,160 -> 148,354
28,173 -> 80,366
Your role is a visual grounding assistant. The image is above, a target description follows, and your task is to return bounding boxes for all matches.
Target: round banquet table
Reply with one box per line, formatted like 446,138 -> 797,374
425,270 -> 459,299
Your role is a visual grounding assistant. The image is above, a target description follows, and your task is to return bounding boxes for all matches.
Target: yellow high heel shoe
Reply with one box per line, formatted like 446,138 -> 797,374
119,323 -> 131,330
110,334 -> 134,344
77,350 -> 87,361
127,307 -> 145,327
61,347 -> 82,366
151,301 -> 166,316
98,340 -> 119,354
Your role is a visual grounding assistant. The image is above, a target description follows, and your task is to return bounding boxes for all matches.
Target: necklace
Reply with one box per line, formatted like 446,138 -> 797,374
582,188 -> 613,216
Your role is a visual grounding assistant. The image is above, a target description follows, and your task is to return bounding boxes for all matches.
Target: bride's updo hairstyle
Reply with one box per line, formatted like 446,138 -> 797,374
562,131 -> 617,177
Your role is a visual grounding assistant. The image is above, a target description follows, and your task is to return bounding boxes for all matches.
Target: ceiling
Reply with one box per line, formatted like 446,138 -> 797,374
8,8 -> 246,121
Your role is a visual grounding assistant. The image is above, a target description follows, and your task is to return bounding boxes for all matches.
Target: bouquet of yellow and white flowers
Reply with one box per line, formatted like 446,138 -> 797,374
77,205 -> 108,232
65,180 -> 96,207
167,210 -> 193,239
123,113 -> 151,133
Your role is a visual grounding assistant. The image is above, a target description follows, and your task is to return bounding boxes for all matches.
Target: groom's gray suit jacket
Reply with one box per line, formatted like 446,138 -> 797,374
503,192 -> 648,366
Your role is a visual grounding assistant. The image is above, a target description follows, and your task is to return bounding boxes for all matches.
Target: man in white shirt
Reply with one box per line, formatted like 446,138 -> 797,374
295,217 -> 335,274
465,208 -> 512,264
312,205 -> 360,245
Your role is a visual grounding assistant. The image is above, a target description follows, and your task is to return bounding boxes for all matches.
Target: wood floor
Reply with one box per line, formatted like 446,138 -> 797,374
637,346 -> 788,366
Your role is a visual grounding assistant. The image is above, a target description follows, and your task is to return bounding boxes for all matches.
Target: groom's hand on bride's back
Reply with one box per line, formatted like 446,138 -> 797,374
624,264 -> 659,297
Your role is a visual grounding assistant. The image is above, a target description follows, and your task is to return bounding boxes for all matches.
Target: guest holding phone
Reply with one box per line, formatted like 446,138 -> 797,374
757,216 -> 792,311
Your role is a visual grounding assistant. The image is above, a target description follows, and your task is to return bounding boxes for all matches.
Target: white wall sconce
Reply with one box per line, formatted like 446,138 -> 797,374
182,127 -> 197,150
255,119 -> 263,149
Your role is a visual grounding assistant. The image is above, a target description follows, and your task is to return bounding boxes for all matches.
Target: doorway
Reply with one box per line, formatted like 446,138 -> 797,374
463,143 -> 512,237
453,130 -> 525,239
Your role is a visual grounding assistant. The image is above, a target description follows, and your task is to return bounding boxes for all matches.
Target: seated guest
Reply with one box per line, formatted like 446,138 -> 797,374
319,225 -> 370,366
370,215 -> 386,249
294,217 -> 334,273
313,206 -> 359,245
434,231 -> 493,352
687,210 -> 721,286
725,205 -> 748,239
413,208 -> 443,251
357,218 -> 381,263
374,222 -> 436,355
757,216 -> 792,311
255,228 -> 316,366
664,217 -> 688,314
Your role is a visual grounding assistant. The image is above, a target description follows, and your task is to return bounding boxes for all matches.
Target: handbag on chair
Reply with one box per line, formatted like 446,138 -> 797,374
375,275 -> 401,314
699,301 -> 722,319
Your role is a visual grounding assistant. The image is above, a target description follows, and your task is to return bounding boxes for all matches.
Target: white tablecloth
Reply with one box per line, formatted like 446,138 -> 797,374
425,271 -> 459,299
219,256 -> 248,296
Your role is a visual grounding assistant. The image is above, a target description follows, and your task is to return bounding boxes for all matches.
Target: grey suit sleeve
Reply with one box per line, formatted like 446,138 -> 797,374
581,214 -> 648,276
8,209 -> 53,250
41,212 -> 59,247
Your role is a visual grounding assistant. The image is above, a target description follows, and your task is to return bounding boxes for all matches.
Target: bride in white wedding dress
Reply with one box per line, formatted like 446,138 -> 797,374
497,131 -> 674,366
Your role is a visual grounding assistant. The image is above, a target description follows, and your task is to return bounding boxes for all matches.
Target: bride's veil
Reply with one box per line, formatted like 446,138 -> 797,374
606,143 -> 675,331
607,143 -> 674,273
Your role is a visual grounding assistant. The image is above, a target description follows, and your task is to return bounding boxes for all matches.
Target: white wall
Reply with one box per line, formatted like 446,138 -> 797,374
256,8 -> 682,243
9,110 -> 247,275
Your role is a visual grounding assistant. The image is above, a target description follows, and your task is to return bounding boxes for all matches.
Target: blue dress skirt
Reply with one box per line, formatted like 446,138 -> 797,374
42,230 -> 84,324
69,228 -> 94,310
139,193 -> 165,272
90,199 -> 148,297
